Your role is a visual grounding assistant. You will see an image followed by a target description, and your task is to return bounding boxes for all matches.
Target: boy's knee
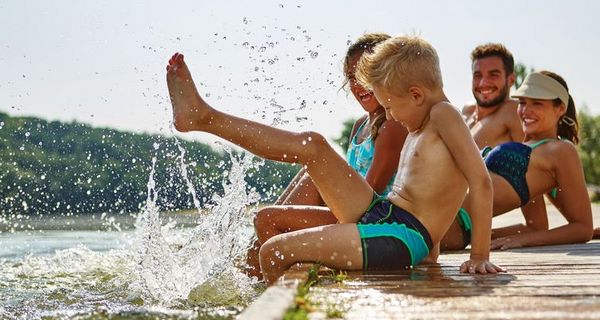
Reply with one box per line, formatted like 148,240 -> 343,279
258,237 -> 280,268
298,131 -> 330,160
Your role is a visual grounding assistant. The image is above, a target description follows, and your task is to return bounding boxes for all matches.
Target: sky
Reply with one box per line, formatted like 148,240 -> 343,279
1,0 -> 599,147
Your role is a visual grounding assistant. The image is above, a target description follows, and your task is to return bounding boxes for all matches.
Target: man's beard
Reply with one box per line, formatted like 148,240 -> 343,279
474,81 -> 510,108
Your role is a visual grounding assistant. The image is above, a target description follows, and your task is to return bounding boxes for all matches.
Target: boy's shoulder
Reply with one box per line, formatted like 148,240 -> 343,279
428,101 -> 467,132
430,101 -> 461,118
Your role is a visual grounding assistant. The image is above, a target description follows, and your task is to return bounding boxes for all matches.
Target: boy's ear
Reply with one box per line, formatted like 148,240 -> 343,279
408,86 -> 425,105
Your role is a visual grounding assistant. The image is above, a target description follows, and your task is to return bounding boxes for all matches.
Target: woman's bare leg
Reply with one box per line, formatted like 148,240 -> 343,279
255,206 -> 337,243
259,223 -> 363,285
245,206 -> 337,278
274,169 -> 306,205
279,172 -> 324,205
166,53 -> 373,223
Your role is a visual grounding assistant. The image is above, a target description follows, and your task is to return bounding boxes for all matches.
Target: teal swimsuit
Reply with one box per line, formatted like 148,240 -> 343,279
346,118 -> 395,195
458,139 -> 558,248
357,194 -> 433,270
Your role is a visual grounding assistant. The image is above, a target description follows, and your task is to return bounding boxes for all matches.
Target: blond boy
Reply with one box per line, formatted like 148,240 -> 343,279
166,35 -> 504,285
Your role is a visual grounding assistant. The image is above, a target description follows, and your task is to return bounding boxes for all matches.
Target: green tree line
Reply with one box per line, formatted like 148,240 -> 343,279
0,111 -> 299,216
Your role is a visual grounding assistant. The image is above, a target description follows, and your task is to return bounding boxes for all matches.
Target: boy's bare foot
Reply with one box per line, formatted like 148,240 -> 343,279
166,52 -> 213,132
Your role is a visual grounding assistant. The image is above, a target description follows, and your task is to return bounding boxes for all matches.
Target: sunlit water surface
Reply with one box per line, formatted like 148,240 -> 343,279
0,152 -> 264,320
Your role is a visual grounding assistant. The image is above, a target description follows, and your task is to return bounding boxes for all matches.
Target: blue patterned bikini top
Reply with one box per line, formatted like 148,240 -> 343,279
482,138 -> 555,206
346,118 -> 395,195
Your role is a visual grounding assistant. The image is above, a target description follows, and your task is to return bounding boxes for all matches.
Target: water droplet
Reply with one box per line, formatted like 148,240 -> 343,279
346,261 -> 353,266
25,132 -> 30,137
242,17 -> 248,24
302,140 -> 307,145
153,142 -> 160,150
242,42 -> 249,48
309,51 -> 318,59
307,137 -> 312,141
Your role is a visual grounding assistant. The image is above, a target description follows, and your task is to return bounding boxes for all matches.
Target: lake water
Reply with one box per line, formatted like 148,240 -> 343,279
0,213 -> 261,320
0,154 -> 265,319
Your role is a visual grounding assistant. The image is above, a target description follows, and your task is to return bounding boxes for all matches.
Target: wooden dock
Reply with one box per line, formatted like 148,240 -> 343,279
241,205 -> 600,320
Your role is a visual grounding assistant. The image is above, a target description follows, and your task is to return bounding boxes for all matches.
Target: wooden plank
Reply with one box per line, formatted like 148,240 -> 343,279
264,206 -> 600,319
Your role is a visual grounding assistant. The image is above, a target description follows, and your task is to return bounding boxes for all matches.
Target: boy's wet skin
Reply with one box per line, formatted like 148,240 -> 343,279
167,53 -> 211,132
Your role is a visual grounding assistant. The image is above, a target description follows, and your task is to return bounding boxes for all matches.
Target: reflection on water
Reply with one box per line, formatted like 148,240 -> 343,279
0,229 -> 130,259
0,151 -> 264,319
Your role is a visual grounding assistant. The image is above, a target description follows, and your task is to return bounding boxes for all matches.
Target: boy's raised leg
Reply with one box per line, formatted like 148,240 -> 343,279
166,53 -> 374,223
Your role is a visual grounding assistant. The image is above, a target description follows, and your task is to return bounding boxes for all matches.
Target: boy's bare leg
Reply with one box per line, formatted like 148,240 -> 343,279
166,53 -> 373,223
245,206 -> 338,279
593,227 -> 600,239
258,223 -> 363,285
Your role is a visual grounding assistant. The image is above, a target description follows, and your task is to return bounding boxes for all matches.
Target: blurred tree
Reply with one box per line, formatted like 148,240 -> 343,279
578,107 -> 600,187
0,111 -> 297,216
513,62 -> 535,89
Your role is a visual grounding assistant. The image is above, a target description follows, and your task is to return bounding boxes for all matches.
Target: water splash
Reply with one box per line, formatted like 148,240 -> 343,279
174,138 -> 202,212
131,150 -> 261,306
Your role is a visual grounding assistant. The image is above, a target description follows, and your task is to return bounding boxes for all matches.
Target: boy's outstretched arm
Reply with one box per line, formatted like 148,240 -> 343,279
431,103 -> 505,274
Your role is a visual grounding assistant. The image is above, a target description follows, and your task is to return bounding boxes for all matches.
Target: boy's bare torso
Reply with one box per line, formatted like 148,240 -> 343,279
388,104 -> 468,244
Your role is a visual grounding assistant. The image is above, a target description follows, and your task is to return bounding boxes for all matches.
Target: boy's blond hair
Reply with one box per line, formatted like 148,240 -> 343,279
355,35 -> 443,94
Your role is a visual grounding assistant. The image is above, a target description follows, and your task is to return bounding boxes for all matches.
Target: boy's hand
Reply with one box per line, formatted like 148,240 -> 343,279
490,235 -> 524,250
460,259 -> 506,274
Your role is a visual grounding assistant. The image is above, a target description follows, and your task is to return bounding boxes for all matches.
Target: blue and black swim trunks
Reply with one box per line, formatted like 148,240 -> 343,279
356,194 -> 433,270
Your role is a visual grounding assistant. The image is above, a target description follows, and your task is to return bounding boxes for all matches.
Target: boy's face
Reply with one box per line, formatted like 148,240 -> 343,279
372,85 -> 414,125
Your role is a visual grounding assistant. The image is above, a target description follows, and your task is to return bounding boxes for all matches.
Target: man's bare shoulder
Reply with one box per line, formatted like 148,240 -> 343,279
497,99 -> 519,115
462,103 -> 476,117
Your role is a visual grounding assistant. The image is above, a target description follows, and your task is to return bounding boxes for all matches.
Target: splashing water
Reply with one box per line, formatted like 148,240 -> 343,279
131,149 -> 261,306
0,148 -> 264,319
